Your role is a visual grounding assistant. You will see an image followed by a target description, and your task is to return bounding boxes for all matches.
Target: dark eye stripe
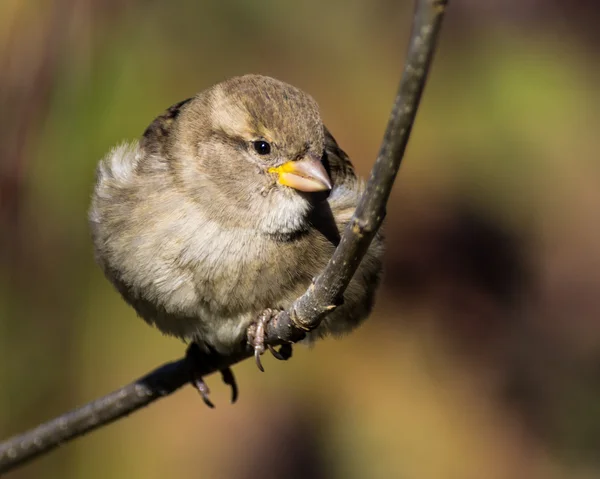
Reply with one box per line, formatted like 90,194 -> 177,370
211,129 -> 247,152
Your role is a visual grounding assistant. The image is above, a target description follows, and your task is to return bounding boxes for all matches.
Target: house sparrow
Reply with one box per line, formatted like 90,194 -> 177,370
89,74 -> 383,406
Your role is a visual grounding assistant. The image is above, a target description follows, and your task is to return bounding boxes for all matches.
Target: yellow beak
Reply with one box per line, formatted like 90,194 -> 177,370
268,157 -> 332,192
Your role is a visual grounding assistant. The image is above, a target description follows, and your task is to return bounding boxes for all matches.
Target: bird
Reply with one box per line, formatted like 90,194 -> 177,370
89,74 -> 383,406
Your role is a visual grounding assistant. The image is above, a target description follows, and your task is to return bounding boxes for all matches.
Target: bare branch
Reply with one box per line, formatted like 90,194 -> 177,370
0,0 -> 449,474
268,0 -> 449,337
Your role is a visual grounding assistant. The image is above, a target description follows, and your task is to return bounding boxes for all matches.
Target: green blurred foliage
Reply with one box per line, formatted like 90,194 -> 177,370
2,1 -> 600,478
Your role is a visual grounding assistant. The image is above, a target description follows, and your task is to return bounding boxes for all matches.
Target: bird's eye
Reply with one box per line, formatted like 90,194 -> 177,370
253,140 -> 271,155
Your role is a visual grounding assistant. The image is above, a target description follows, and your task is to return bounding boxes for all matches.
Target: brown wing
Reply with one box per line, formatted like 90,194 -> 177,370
308,127 -> 361,247
139,98 -> 193,157
322,126 -> 357,189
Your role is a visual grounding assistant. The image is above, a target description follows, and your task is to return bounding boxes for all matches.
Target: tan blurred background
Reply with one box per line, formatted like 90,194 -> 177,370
2,0 -> 600,478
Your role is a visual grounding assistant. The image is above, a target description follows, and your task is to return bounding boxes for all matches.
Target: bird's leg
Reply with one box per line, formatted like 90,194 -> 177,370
247,308 -> 293,372
185,342 -> 238,407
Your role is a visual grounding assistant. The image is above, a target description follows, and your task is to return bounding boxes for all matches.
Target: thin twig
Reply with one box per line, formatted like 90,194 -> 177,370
269,0 -> 449,336
0,0 -> 448,474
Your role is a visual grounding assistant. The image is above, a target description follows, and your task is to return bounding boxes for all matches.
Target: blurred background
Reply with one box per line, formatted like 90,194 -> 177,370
2,0 -> 600,478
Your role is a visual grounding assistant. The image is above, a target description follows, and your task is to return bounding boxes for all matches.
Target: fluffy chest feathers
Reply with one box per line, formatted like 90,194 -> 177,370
175,214 -> 331,317
90,143 -> 336,324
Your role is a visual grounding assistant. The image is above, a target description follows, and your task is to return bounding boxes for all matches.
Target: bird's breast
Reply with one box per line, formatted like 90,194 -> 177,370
185,221 -> 332,319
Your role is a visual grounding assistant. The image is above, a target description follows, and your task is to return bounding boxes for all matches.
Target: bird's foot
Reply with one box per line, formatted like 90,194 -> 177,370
185,342 -> 238,408
247,308 -> 293,372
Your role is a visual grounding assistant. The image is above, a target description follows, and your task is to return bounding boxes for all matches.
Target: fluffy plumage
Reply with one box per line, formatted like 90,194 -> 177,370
89,74 -> 383,356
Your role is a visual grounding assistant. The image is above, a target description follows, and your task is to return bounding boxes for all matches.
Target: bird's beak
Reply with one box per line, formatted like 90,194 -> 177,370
268,157 -> 332,192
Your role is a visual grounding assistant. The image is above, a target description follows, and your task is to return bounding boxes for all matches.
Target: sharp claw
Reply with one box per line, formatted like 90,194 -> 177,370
200,393 -> 215,409
255,347 -> 265,372
268,344 -> 285,360
187,343 -> 241,408
268,343 -> 293,361
248,309 -> 287,372
192,378 -> 215,408
250,311 -> 268,372
220,368 -> 238,404
186,344 -> 216,408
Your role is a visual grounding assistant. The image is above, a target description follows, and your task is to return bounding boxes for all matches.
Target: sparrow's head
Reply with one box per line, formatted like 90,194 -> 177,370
167,74 -> 332,235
